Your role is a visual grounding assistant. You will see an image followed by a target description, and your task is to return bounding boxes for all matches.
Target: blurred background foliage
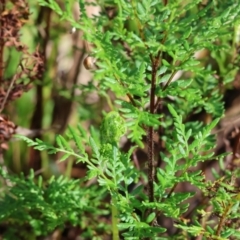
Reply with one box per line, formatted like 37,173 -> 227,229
4,0 -> 101,178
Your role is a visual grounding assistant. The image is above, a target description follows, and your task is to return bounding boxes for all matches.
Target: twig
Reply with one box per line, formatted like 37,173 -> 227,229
0,0 -> 5,83
148,52 -> 160,202
0,74 -> 17,113
229,130 -> 240,172
216,202 -> 233,236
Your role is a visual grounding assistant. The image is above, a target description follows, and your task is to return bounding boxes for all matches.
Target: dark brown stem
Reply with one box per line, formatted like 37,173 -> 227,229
31,7 -> 51,130
162,69 -> 178,91
132,149 -> 140,170
0,0 -> 5,83
147,126 -> 154,202
111,72 -> 136,107
167,182 -> 177,198
229,131 -> 240,172
148,53 -> 160,202
29,7 -> 51,170
156,102 -> 163,170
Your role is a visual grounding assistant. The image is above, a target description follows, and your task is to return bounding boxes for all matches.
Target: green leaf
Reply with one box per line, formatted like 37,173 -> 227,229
162,59 -> 171,67
183,27 -> 192,39
68,126 -> 85,153
89,137 -> 100,158
168,104 -> 178,118
59,153 -> 71,162
56,135 -> 71,151
146,212 -> 156,223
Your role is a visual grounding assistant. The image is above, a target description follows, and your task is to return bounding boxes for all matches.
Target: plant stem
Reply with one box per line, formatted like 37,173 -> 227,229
147,54 -> 160,202
0,0 -> 5,84
111,198 -> 119,240
147,126 -> 154,202
65,157 -> 74,179
0,74 -> 16,113
216,202 -> 233,236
